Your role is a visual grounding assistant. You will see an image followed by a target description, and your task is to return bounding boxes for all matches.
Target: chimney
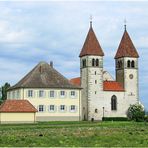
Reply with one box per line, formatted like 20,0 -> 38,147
50,61 -> 53,68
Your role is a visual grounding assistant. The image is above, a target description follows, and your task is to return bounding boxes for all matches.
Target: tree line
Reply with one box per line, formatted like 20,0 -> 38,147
0,83 -> 11,104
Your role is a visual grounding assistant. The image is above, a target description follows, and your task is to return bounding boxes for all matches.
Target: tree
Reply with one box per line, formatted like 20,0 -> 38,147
127,104 -> 145,122
1,83 -> 11,101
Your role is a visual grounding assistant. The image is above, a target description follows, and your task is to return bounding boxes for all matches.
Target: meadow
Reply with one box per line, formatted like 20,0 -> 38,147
0,121 -> 148,147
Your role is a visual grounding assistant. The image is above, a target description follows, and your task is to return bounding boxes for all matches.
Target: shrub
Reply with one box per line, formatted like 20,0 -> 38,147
127,104 -> 145,122
102,117 -> 128,121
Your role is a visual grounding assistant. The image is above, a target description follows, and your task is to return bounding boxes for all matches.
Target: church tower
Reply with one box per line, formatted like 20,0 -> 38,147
79,21 -> 104,120
115,24 -> 139,104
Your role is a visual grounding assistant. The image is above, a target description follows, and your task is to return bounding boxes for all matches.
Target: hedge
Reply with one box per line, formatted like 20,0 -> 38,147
102,117 -> 129,121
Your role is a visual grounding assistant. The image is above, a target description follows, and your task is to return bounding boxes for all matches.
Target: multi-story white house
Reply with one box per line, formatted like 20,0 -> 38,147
6,21 -> 141,121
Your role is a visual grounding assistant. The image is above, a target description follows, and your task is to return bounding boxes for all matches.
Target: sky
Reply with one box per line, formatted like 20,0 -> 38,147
0,1 -> 148,109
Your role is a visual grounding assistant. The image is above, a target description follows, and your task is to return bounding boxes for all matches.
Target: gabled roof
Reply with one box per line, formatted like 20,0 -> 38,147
115,29 -> 139,59
103,81 -> 124,91
0,100 -> 38,112
69,77 -> 124,92
9,62 -> 81,90
79,24 -> 104,57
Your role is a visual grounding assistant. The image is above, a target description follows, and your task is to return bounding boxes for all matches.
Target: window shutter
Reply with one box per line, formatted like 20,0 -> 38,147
26,90 -> 28,98
44,105 -> 46,112
75,106 -> 77,112
54,105 -> 57,112
44,91 -> 46,98
33,91 -> 36,98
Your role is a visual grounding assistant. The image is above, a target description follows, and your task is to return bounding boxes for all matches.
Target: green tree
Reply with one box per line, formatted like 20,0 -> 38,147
1,83 -> 11,101
127,104 -> 145,122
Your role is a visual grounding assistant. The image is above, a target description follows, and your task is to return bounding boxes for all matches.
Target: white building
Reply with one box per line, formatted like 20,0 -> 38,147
6,21 -> 141,121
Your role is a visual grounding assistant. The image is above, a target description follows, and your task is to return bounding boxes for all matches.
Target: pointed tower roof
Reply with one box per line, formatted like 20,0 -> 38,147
115,26 -> 139,59
79,22 -> 104,57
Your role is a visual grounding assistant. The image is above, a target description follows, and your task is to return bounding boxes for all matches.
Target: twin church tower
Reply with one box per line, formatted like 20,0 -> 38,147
78,21 -> 139,120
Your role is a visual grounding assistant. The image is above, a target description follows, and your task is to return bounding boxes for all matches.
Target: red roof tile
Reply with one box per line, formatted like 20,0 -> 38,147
79,25 -> 104,57
115,29 -> 139,59
103,81 -> 124,91
70,77 -> 124,92
0,100 -> 38,113
70,77 -> 81,86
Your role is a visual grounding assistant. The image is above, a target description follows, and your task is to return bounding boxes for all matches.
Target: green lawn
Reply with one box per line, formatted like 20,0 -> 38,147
0,121 -> 148,147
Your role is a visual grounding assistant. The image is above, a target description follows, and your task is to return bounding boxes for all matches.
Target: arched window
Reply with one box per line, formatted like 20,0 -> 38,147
131,60 -> 135,68
92,59 -> 95,66
96,59 -> 99,67
111,95 -> 117,111
120,61 -> 123,68
82,59 -> 86,67
118,61 -> 120,68
127,60 -> 131,68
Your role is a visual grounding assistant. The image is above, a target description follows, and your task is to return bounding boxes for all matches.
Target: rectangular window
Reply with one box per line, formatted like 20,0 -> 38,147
50,91 -> 54,98
60,91 -> 65,96
60,105 -> 65,111
38,105 -> 44,112
70,105 -> 76,111
49,105 -> 55,111
28,90 -> 33,97
71,91 -> 75,96
39,90 -> 44,98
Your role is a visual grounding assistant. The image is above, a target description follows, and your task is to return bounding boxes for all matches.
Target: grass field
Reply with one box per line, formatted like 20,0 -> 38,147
0,121 -> 148,147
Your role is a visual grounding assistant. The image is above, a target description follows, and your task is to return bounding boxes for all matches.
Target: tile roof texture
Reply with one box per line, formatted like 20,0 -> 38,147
103,81 -> 124,91
115,29 -> 139,59
69,77 -> 81,86
0,100 -> 38,112
79,25 -> 104,57
70,77 -> 124,92
9,61 -> 81,90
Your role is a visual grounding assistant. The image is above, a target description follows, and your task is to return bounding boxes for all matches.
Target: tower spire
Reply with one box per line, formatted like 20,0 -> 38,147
90,15 -> 93,28
124,19 -> 127,31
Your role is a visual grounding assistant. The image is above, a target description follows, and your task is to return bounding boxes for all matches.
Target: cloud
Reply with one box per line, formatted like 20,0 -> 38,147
0,1 -> 147,109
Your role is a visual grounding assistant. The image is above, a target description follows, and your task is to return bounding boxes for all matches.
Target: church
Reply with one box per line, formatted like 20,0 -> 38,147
1,21 -> 141,122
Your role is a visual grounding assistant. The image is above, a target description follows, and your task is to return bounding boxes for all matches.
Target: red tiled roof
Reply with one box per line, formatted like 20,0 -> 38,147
70,77 -> 81,86
0,100 -> 38,113
79,25 -> 104,57
103,81 -> 124,91
115,29 -> 139,59
70,77 -> 124,92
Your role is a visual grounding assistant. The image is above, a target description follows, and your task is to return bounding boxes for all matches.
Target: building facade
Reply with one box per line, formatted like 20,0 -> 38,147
6,22 -> 141,121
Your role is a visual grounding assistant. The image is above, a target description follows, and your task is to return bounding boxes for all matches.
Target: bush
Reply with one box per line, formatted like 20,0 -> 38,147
102,117 -> 128,121
144,116 -> 148,122
127,104 -> 145,122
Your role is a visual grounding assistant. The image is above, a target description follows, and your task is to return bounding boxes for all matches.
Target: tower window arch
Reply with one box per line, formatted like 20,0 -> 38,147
127,60 -> 131,68
131,60 -> 135,68
82,59 -> 86,67
92,59 -> 95,66
111,95 -> 117,111
118,61 -> 120,68
120,61 -> 123,68
96,59 -> 99,67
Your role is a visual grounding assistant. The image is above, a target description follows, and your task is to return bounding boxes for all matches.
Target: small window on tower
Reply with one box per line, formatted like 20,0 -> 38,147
92,59 -> 95,66
82,59 -> 86,67
127,60 -> 131,68
131,60 -> 135,68
95,71 -> 96,75
95,80 -> 97,84
96,59 -> 99,66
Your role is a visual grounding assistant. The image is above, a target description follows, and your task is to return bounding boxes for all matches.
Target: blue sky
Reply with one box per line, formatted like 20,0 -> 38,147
0,1 -> 148,109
